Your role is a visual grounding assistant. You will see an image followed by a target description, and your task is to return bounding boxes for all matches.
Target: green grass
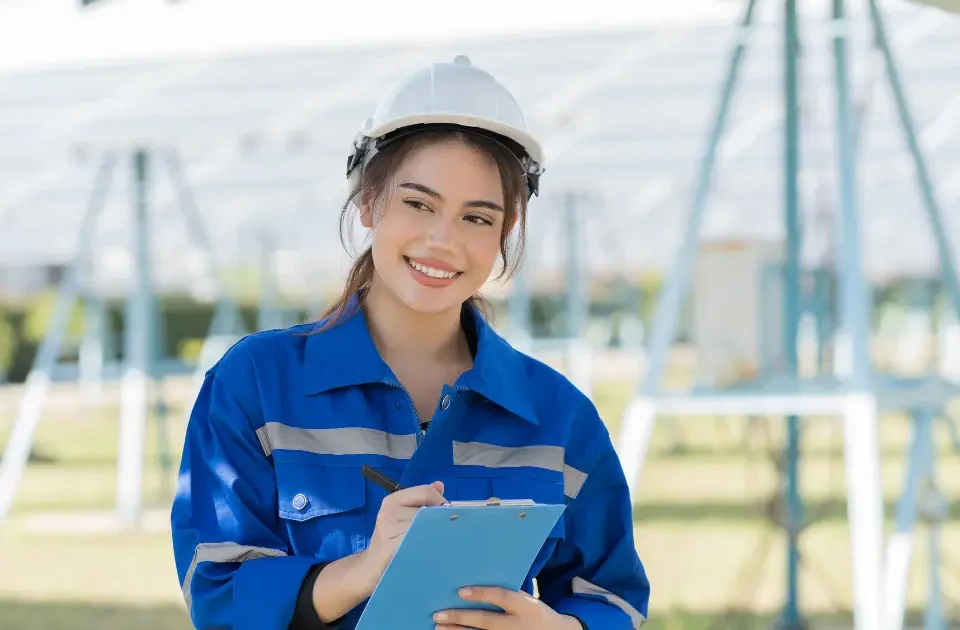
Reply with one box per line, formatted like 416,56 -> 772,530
1,378 -> 960,628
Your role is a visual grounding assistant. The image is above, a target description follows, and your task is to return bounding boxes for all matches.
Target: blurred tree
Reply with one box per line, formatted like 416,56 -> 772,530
0,315 -> 14,382
23,291 -> 85,346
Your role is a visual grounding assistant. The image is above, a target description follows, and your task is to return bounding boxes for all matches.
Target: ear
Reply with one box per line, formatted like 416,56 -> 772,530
359,197 -> 374,228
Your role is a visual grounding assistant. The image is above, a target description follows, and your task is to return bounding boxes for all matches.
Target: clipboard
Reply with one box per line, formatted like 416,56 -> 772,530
354,498 -> 566,630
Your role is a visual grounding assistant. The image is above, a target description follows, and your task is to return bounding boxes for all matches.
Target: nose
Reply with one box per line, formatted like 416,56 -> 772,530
424,213 -> 458,249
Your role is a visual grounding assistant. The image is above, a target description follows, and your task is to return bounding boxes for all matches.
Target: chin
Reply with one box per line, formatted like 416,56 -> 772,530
388,271 -> 476,316
395,288 -> 469,316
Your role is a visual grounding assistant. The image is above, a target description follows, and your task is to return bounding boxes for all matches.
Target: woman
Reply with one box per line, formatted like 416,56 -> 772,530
171,55 -> 650,630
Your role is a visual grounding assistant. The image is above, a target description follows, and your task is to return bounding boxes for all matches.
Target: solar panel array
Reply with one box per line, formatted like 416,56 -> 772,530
1,2 -> 959,297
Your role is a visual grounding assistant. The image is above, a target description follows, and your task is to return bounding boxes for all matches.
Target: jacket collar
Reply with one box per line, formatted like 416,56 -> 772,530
460,304 -> 538,424
303,295 -> 538,425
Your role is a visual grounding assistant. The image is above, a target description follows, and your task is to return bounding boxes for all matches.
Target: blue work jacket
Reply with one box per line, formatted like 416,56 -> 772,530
171,299 -> 650,629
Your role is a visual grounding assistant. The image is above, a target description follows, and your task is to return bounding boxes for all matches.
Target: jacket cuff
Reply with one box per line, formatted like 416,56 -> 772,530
290,563 -> 340,629
233,555 -> 322,630
553,595 -> 642,630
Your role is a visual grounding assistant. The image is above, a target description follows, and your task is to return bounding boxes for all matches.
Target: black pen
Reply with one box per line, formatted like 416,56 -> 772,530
361,464 -> 406,493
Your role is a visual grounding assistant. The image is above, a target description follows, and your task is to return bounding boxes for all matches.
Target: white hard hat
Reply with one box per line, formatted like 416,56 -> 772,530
346,55 -> 545,198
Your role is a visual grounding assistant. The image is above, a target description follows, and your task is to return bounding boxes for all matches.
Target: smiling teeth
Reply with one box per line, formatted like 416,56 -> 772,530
408,259 -> 458,279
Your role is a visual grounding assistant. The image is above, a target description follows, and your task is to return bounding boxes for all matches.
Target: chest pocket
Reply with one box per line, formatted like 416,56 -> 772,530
275,460 -> 369,560
489,474 -> 567,583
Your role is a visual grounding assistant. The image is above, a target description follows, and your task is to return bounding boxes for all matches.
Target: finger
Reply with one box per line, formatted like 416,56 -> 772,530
434,608 -> 507,629
392,483 -> 447,507
458,587 -> 533,614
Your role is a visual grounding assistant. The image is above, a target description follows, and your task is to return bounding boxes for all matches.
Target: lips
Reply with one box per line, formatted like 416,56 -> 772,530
404,256 -> 463,288
404,257 -> 461,279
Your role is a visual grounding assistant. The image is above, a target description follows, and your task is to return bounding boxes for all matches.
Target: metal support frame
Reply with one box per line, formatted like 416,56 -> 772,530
884,406 -> 951,630
507,189 -> 596,394
163,149 -> 250,410
615,1 -> 959,628
781,1 -> 804,625
0,147 -> 240,528
504,30 -> 686,355
616,0 -> 759,503
0,153 -> 117,524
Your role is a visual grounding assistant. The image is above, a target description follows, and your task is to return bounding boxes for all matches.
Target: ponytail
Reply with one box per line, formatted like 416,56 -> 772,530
315,248 -> 375,332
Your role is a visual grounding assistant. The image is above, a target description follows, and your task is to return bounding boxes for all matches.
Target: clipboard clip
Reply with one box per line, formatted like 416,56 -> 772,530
444,497 -> 536,508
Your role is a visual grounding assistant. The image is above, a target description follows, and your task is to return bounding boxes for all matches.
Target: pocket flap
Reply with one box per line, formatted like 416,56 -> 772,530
276,463 -> 366,522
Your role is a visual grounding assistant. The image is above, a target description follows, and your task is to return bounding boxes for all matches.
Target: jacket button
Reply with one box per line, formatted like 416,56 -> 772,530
292,493 -> 308,511
440,395 -> 451,411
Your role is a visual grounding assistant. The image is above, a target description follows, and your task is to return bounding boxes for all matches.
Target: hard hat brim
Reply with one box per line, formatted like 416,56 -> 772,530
364,112 -> 544,167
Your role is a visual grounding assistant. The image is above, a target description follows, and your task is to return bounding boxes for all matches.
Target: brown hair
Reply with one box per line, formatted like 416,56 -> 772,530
316,127 -> 530,331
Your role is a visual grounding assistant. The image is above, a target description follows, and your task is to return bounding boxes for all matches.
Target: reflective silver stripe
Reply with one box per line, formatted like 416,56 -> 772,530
257,422 -> 418,460
255,426 -> 271,456
257,427 -> 587,498
452,441 -> 563,472
182,542 -> 287,614
572,577 -> 647,628
563,464 -> 588,499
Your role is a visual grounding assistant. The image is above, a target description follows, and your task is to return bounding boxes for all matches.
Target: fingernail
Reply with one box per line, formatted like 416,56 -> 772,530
434,612 -> 447,621
459,588 -> 472,597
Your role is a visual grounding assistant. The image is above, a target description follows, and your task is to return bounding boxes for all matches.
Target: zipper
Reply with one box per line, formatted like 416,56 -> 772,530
387,379 -> 472,447
386,380 -> 426,446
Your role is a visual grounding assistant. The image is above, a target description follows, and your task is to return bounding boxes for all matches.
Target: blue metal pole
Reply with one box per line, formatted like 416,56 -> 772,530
781,0 -> 804,625
925,518 -> 944,630
116,148 -> 153,528
885,409 -> 933,629
832,2 -> 885,628
920,415 -> 944,630
152,298 -> 171,501
832,1 -> 873,387
565,191 -> 588,339
813,270 -> 833,374
636,0 -> 759,397
867,0 -> 960,325
78,294 -> 106,404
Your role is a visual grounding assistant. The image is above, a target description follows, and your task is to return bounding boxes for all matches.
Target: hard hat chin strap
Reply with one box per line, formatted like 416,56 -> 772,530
345,124 -> 543,199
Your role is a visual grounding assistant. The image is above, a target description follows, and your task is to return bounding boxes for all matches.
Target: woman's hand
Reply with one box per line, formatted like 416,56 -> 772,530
312,481 -> 448,622
433,587 -> 584,630
359,481 -> 447,585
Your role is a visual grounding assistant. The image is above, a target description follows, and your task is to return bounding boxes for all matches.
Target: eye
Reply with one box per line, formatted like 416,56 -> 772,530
403,199 -> 432,212
464,214 -> 495,227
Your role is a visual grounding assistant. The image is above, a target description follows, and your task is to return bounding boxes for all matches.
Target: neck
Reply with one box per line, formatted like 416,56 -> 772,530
362,277 -> 469,363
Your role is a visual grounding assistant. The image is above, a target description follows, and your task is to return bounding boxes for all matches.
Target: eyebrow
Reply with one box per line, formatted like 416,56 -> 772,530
399,182 -> 504,213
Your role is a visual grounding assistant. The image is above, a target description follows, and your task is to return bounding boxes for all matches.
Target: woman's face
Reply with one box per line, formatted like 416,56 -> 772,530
362,140 -> 508,316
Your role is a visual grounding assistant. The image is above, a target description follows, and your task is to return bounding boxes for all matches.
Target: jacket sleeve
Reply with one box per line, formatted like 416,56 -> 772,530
170,357 -> 323,630
537,401 -> 651,629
